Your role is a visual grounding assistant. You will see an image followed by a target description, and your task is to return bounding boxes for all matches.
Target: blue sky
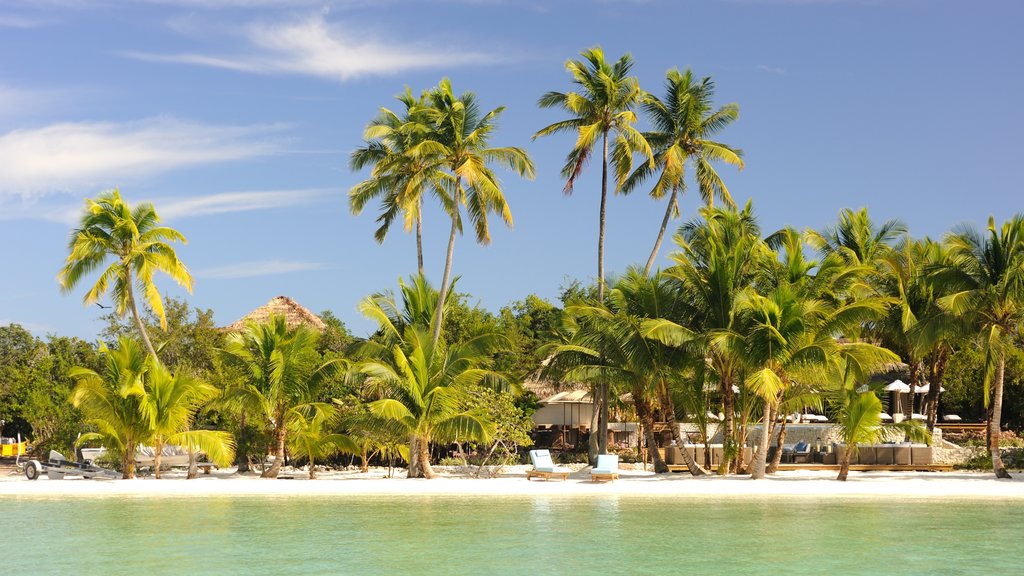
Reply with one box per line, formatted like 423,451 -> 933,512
1,0 -> 1021,339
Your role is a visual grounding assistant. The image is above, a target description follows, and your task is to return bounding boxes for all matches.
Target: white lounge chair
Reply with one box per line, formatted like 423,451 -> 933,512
942,414 -> 962,422
526,449 -> 571,481
591,454 -> 619,483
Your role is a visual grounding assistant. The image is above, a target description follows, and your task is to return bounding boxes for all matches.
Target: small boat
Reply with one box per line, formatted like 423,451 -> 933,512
80,445 -> 196,467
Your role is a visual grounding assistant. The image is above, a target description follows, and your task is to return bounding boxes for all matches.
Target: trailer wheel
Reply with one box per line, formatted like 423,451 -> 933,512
25,460 -> 41,481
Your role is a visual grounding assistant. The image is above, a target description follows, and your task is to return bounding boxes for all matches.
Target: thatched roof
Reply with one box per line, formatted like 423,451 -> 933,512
225,296 -> 326,332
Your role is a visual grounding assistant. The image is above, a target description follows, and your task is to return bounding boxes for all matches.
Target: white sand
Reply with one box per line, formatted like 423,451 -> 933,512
3,465 -> 1024,499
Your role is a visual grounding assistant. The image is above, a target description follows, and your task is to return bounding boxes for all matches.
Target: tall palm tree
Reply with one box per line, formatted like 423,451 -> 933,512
143,361 -> 235,479
69,337 -> 153,479
622,69 -> 744,274
58,189 -> 193,359
534,46 -> 653,301
218,316 -> 344,478
350,88 -> 446,275
933,214 -> 1024,478
414,78 -> 534,343
664,202 -> 770,473
534,47 -> 651,457
354,325 -> 498,479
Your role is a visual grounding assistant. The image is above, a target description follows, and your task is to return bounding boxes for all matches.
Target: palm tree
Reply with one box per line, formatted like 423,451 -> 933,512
737,285 -> 896,479
58,189 -> 193,359
286,403 -> 360,479
832,386 -> 928,481
534,47 -> 651,458
414,78 -> 535,344
143,361 -> 235,479
622,69 -> 744,274
218,316 -> 344,478
547,268 -> 705,474
350,88 -> 445,275
933,214 -> 1024,478
534,46 -> 653,301
355,325 -> 498,479
664,202 -> 770,473
69,337 -> 153,479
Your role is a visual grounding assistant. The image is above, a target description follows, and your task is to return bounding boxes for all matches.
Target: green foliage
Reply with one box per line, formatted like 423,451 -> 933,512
0,325 -> 98,455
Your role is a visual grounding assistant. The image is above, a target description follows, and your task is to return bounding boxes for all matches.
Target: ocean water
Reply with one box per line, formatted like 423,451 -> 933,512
4,495 -> 1020,575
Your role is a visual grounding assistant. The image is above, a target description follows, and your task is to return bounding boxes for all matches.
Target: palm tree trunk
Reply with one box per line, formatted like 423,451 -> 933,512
406,434 -> 422,478
125,270 -> 158,359
598,382 -> 609,455
416,212 -> 424,277
587,387 -> 599,465
720,376 -> 735,475
837,443 -> 852,481
431,208 -> 460,344
262,414 -> 286,479
419,436 -> 436,479
154,438 -> 163,479
236,414 -> 250,473
751,400 -> 773,480
660,390 -> 707,475
598,131 -> 608,303
905,360 -> 919,423
186,446 -> 198,480
990,354 -> 1011,479
123,440 -> 136,479
643,188 -> 678,276
309,455 -> 316,479
635,389 -> 667,473
925,349 -> 948,432
766,416 -> 788,474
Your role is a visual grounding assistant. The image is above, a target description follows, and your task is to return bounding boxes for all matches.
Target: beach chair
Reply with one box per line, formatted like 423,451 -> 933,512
591,454 -> 619,483
792,441 -> 812,464
526,449 -> 571,481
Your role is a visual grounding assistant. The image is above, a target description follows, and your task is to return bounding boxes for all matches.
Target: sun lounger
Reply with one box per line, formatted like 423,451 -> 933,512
526,449 -> 571,481
591,454 -> 619,483
942,414 -> 962,422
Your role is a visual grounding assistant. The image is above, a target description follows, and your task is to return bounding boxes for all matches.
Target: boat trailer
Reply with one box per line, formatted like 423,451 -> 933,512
24,450 -> 119,480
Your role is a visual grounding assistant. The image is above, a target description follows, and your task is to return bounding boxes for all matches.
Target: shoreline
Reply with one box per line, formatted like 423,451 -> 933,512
4,467 -> 1024,499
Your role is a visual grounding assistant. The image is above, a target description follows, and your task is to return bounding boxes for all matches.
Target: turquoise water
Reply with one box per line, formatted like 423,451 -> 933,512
4,495 -> 1020,575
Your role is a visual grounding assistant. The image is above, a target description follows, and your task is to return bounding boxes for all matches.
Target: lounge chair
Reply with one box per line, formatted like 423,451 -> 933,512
526,449 -> 571,481
591,454 -> 619,483
792,441 -> 812,463
942,414 -> 962,422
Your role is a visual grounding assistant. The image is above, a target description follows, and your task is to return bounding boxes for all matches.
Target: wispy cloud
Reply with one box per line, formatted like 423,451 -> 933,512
757,64 -> 787,75
0,319 -> 57,335
0,188 -> 333,226
195,259 -> 324,279
157,188 -> 334,219
0,116 -> 286,198
124,13 -> 494,82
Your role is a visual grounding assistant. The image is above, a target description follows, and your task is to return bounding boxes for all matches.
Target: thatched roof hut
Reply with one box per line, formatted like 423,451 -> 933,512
225,296 -> 326,332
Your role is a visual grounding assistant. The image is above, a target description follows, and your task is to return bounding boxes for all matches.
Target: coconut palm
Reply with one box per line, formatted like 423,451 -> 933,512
932,214 -> 1024,478
832,386 -> 928,481
621,69 -> 744,274
355,326 -> 498,479
663,202 -> 770,473
547,268 -> 705,474
534,47 -> 652,458
410,79 -> 534,344
736,285 -> 896,479
534,46 -> 653,301
350,88 -> 445,275
286,403 -> 360,479
58,189 -> 193,359
143,361 -> 235,479
69,337 -> 153,479
218,316 -> 344,478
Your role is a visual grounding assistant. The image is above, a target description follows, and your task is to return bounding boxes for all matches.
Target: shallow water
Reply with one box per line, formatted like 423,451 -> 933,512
5,495 -> 1020,575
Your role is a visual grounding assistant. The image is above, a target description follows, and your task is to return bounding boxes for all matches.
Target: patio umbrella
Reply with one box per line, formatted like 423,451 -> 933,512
884,379 -> 911,414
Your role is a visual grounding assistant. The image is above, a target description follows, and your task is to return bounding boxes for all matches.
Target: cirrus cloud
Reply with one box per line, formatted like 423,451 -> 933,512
0,116 -> 287,198
123,13 -> 495,82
